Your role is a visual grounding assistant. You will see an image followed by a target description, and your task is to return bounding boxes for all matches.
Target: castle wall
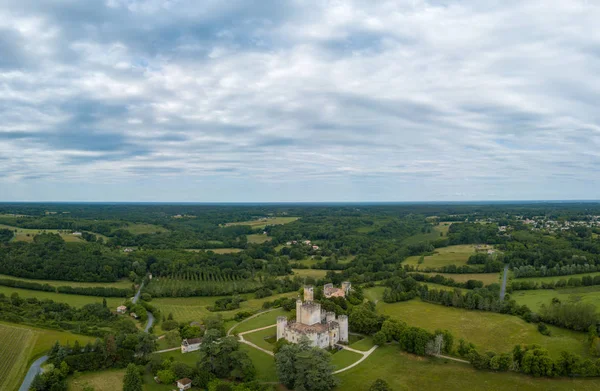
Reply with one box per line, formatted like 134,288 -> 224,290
277,316 -> 287,340
300,302 -> 321,325
338,315 -> 349,343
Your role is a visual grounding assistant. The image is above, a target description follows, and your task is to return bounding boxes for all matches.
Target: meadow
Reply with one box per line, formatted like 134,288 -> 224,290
377,299 -> 589,358
68,369 -> 125,391
291,268 -> 330,279
0,285 -> 126,308
401,222 -> 452,245
0,274 -> 132,289
1,322 -> 94,391
0,224 -> 85,243
225,216 -> 299,229
335,346 -> 600,391
512,285 -> 600,311
403,244 -> 492,268
247,234 -> 272,244
513,271 -> 600,284
153,294 -> 293,326
410,272 -> 501,285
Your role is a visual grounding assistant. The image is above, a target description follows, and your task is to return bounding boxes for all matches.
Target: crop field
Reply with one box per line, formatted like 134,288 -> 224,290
153,294 -> 292,326
145,272 -> 262,297
0,285 -> 125,308
335,346 -> 600,391
512,285 -> 600,311
403,244 -> 493,268
225,216 -> 298,229
0,224 -> 85,243
247,234 -> 272,244
120,223 -> 167,234
377,299 -> 589,358
410,272 -> 501,285
68,369 -> 125,391
0,274 -> 132,289
513,271 -> 600,284
1,322 -> 94,391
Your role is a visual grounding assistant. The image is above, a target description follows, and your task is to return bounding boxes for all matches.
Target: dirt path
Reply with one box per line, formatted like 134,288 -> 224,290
434,354 -> 470,364
238,325 -> 277,357
227,308 -> 278,336
333,345 -> 378,374
155,346 -> 180,354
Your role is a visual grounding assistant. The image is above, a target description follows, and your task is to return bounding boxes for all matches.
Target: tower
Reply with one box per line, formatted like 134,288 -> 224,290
326,311 -> 335,323
277,316 -> 287,340
304,286 -> 314,302
342,281 -> 351,295
296,299 -> 303,321
338,315 -> 348,343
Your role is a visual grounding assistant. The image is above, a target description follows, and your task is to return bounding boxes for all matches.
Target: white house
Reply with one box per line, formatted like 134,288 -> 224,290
116,305 -> 127,314
181,338 -> 202,353
176,378 -> 192,390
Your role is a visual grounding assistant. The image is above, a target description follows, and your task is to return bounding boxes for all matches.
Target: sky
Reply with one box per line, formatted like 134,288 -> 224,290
0,0 -> 599,202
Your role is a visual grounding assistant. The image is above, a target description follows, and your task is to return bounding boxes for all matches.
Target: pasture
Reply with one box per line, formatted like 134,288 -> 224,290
514,271 -> 600,285
335,346 -> 600,391
68,369 -> 125,391
410,272 -> 501,286
225,216 -> 298,229
153,294 -> 292,326
377,299 -> 589,358
0,285 -> 125,308
0,274 -> 132,289
403,244 -> 493,268
0,224 -> 85,243
512,285 -> 600,311
247,234 -> 272,244
0,322 -> 94,391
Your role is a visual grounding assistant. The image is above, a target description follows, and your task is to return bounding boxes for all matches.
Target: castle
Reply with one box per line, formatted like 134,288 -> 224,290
324,281 -> 351,298
277,286 -> 348,349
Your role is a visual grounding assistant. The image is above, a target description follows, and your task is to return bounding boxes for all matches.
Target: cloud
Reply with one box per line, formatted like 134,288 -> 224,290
0,0 -> 599,201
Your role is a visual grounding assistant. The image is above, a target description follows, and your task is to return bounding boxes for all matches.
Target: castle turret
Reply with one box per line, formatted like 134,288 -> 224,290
304,286 -> 314,302
277,316 -> 287,341
321,309 -> 327,322
296,299 -> 303,322
326,311 -> 336,323
338,314 -> 349,343
342,281 -> 351,294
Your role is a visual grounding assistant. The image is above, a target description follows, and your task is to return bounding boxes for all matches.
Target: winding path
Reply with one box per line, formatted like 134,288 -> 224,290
332,345 -> 378,374
227,308 -> 278,336
238,325 -> 277,356
19,355 -> 48,391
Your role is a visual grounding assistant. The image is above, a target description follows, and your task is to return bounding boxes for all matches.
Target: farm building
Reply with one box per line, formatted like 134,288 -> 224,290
323,282 -> 351,298
277,286 -> 348,349
72,232 -> 82,236
176,378 -> 192,390
181,338 -> 202,353
116,305 -> 127,314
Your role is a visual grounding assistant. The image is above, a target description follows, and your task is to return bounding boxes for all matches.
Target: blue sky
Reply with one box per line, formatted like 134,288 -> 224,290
0,0 -> 599,202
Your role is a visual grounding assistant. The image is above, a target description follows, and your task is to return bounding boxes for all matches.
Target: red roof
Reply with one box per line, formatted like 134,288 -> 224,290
177,378 -> 192,385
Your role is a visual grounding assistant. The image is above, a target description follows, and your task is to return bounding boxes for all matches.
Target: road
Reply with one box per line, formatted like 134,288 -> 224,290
19,355 -> 48,391
132,281 -> 144,304
500,265 -> 509,300
132,281 -> 154,332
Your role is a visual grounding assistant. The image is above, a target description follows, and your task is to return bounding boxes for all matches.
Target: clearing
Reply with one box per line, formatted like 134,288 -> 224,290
291,268 -> 330,279
0,322 -> 94,391
225,217 -> 299,229
68,369 -> 125,391
335,345 -> 600,391
0,274 -> 132,289
247,234 -> 272,244
401,222 -> 453,245
403,244 -> 493,268
512,285 -> 600,311
0,224 -> 85,243
410,272 -> 501,286
377,299 -> 589,358
0,285 -> 125,308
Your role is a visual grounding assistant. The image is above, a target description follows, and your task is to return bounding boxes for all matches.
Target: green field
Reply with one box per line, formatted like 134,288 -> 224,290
403,245 -> 493,268
68,369 -> 125,391
411,272 -> 501,286
207,248 -> 243,254
225,217 -> 299,229
377,299 -> 589,358
291,268 -> 330,279
0,285 -> 126,308
243,326 -> 277,351
247,234 -> 272,244
0,224 -> 85,243
331,349 -> 362,370
0,274 -> 132,289
335,346 -> 600,391
401,222 -> 452,245
153,294 -> 293,326
512,285 -> 600,311
239,344 -> 278,382
232,308 -> 288,334
513,272 -> 600,285
121,223 -> 167,234
0,322 -> 94,391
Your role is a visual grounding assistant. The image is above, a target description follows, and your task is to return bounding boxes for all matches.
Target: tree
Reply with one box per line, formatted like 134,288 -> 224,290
165,329 -> 181,347
369,379 -> 391,391
157,369 -> 177,384
275,338 -> 337,391
373,331 -> 387,346
123,363 -> 142,391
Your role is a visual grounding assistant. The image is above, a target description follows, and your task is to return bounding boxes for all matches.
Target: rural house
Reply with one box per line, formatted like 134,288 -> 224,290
176,378 -> 192,390
116,305 -> 127,314
181,338 -> 202,353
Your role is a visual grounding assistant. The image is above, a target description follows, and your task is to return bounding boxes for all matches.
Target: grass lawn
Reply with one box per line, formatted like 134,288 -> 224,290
121,223 -> 167,234
1,321 -> 95,391
239,344 -> 278,382
0,224 -> 86,243
364,286 -> 386,302
247,234 -> 272,244
233,308 -> 288,334
377,299 -> 589,358
350,337 -> 375,351
68,369 -> 125,391
0,274 -> 132,289
226,217 -> 299,230
512,285 -> 600,311
291,269 -> 330,279
0,285 -> 125,308
155,349 -> 200,367
207,248 -> 243,254
331,349 -> 362,370
335,345 -> 600,391
403,245 -> 492,268
243,326 -> 277,352
514,272 -> 600,285
410,272 -> 501,286
153,293 -> 294,326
